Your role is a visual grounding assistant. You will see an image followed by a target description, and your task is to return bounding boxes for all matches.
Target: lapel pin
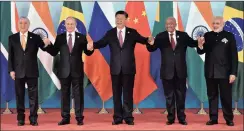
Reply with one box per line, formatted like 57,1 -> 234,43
128,31 -> 130,34
30,36 -> 32,39
77,35 -> 80,38
221,38 -> 228,44
177,35 -> 179,38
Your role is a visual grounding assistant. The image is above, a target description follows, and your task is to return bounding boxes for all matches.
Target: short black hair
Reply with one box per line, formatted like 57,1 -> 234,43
115,10 -> 128,18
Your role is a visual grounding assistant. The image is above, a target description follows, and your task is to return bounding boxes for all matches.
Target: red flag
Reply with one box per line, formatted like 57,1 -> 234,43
125,2 -> 157,104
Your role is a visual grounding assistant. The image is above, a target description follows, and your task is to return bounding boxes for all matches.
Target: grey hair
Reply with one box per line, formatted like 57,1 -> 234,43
166,17 -> 177,23
213,16 -> 225,23
18,16 -> 30,24
65,16 -> 77,25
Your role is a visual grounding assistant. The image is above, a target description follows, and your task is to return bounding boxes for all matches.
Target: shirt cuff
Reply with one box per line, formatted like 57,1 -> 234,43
198,46 -> 203,50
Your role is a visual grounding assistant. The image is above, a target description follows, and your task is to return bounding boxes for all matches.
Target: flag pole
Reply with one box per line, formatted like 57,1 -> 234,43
233,101 -> 242,115
197,102 -> 207,115
2,102 -> 13,114
98,101 -> 109,114
133,105 -> 142,114
37,104 -> 46,114
70,98 -> 75,114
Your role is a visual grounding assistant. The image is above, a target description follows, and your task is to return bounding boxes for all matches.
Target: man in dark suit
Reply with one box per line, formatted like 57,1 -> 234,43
89,11 -> 153,125
197,16 -> 238,126
8,17 -> 51,126
46,17 -> 93,126
146,17 -> 201,125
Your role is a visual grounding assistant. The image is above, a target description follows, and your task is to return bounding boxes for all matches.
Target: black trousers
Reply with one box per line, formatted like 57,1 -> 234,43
206,78 -> 233,122
111,71 -> 135,123
162,71 -> 186,121
60,75 -> 84,121
15,77 -> 38,122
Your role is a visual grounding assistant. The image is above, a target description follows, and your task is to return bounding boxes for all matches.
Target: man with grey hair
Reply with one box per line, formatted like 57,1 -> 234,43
8,16 -> 51,126
45,16 -> 93,126
197,16 -> 237,126
146,17 -> 203,125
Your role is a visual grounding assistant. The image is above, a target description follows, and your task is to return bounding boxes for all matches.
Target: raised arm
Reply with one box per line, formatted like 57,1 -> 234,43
146,34 -> 159,52
197,34 -> 207,55
45,36 -> 61,56
134,30 -> 149,44
93,32 -> 109,49
83,36 -> 94,56
184,32 -> 198,47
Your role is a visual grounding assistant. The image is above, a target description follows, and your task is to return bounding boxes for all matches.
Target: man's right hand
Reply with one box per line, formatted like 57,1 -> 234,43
148,36 -> 154,45
42,38 -> 51,46
198,36 -> 205,49
87,41 -> 94,51
10,71 -> 15,80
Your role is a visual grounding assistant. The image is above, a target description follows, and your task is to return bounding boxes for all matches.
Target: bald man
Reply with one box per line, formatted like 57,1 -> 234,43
8,17 -> 51,126
46,17 -> 93,126
197,16 -> 237,126
147,17 -> 202,125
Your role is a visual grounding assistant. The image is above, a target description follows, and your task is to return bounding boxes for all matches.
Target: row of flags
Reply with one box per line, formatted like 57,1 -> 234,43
0,1 -> 243,107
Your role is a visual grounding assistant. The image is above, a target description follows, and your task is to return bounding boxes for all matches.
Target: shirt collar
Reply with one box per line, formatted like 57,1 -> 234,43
20,31 -> 28,37
67,31 -> 75,37
168,30 -> 176,36
117,27 -> 126,33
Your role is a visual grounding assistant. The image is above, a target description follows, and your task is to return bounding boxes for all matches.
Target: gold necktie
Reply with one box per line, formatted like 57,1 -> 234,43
21,34 -> 26,50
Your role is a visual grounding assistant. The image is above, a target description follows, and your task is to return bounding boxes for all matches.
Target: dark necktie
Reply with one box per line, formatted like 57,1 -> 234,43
68,33 -> 72,52
170,33 -> 176,50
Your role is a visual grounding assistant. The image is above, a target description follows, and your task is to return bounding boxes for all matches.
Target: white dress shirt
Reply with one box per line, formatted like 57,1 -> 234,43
117,27 -> 126,43
20,32 -> 28,43
168,30 -> 177,45
66,31 -> 75,47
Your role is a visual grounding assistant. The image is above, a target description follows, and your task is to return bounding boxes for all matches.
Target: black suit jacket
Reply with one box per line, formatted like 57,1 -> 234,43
147,31 -> 198,79
47,32 -> 93,78
8,32 -> 49,78
197,30 -> 238,79
94,27 -> 149,75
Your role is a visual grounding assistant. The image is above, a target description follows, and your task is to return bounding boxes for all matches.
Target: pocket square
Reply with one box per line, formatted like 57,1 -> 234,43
221,38 -> 228,44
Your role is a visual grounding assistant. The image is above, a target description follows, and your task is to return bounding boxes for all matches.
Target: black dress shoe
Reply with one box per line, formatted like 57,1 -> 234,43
18,120 -> 25,126
179,120 -> 187,125
125,121 -> 134,125
58,119 -> 70,125
112,121 -> 123,125
30,121 -> 38,126
77,121 -> 84,126
206,120 -> 218,125
226,121 -> 234,126
166,121 -> 175,125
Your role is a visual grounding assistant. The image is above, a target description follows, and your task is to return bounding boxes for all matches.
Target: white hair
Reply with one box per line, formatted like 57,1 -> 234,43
18,16 -> 30,24
65,16 -> 77,25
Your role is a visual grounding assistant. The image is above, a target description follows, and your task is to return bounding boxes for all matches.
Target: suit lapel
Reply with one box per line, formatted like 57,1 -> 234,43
122,27 -> 129,48
14,33 -> 23,51
165,32 -> 172,48
25,32 -> 31,52
64,32 -> 71,53
174,30 -> 180,50
72,32 -> 79,53
113,28 -> 121,48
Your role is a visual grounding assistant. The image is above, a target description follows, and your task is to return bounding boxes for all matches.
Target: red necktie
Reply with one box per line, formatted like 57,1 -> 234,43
170,33 -> 175,50
118,30 -> 123,47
